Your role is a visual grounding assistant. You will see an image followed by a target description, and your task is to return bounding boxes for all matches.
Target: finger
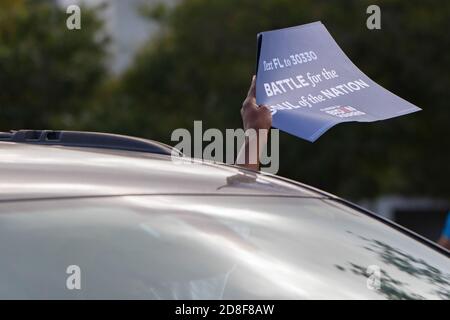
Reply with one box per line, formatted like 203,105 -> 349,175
242,97 -> 258,113
246,75 -> 256,100
259,105 -> 272,117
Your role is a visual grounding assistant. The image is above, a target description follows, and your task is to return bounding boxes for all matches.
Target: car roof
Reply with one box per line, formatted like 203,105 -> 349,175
0,142 -> 327,201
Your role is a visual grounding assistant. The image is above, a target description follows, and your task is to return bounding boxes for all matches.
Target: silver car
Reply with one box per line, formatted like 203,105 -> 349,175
0,130 -> 449,299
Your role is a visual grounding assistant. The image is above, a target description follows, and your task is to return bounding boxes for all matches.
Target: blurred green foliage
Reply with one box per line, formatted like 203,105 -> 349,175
1,0 -> 449,201
0,0 -> 107,129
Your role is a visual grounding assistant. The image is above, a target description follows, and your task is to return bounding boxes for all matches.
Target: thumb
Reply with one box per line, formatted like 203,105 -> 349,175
246,75 -> 257,101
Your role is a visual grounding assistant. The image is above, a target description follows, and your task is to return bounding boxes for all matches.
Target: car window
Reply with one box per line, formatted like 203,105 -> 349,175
0,196 -> 448,299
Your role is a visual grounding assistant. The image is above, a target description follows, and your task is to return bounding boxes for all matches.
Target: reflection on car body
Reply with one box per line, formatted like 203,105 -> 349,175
0,139 -> 448,299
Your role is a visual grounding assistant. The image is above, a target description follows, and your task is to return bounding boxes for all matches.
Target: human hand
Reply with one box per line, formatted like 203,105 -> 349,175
241,75 -> 272,131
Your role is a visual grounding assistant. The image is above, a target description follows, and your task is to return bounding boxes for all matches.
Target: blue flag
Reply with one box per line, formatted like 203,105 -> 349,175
256,22 -> 421,142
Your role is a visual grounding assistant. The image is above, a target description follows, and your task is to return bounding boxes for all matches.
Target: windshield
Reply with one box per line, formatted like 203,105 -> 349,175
0,195 -> 448,299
